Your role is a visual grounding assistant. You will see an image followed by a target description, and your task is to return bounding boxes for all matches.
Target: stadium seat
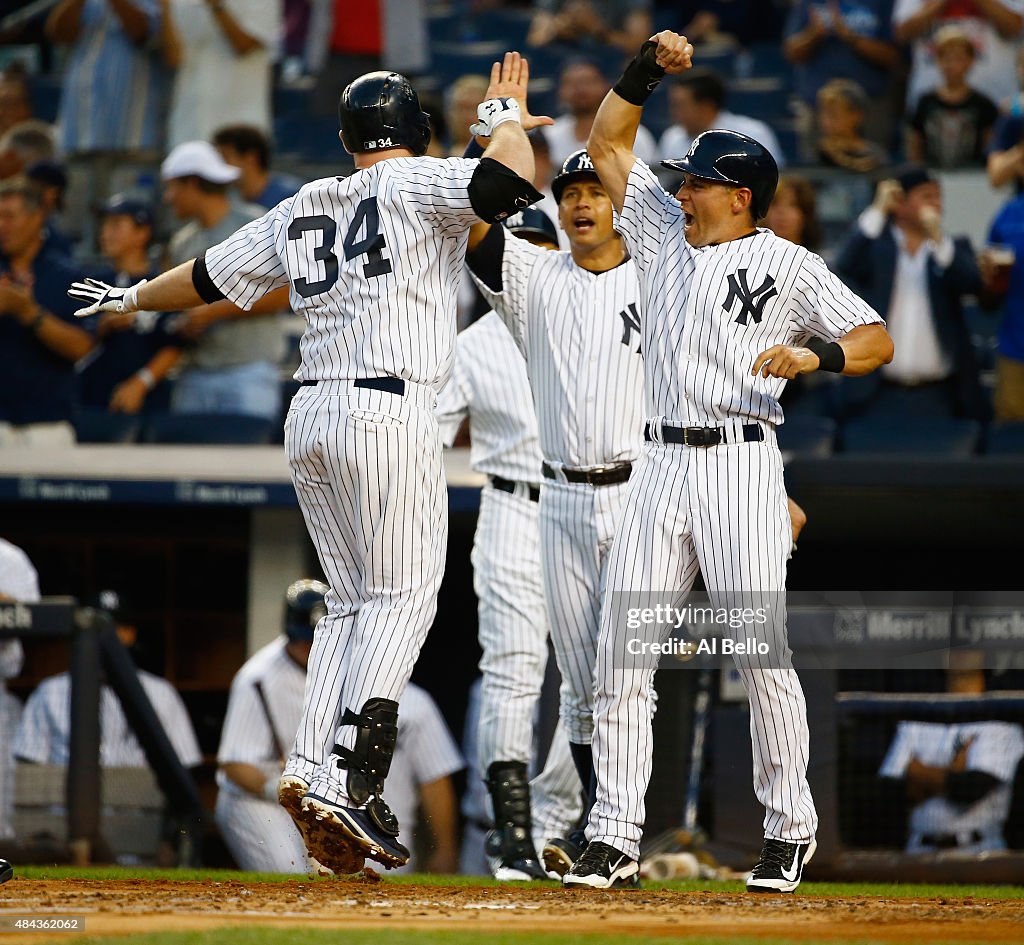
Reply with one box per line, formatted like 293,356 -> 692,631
142,413 -> 275,445
73,411 -> 141,444
727,80 -> 792,123
985,422 -> 1024,455
841,417 -> 982,457
777,416 -> 837,458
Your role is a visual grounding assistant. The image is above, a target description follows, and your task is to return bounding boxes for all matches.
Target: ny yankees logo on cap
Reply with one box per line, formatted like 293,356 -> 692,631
722,270 -> 778,326
576,152 -> 594,169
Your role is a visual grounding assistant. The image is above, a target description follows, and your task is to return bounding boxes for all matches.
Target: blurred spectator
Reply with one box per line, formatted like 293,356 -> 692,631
546,58 -> 657,166
13,589 -> 201,769
307,0 -> 430,115
674,0 -> 785,46
835,169 -> 983,418
894,0 -> 1024,112
657,70 -> 786,169
784,0 -> 901,155
878,654 -> 1024,855
24,161 -> 74,258
76,195 -> 183,419
983,191 -> 1024,419
907,25 -> 999,168
445,75 -> 490,157
45,0 -> 166,155
0,121 -> 56,181
528,0 -> 652,55
764,176 -> 822,251
163,0 -> 281,147
161,141 -> 285,420
212,124 -> 303,210
0,177 -> 93,447
0,538 -> 40,842
987,88 -> 1024,190
815,78 -> 889,171
0,66 -> 33,139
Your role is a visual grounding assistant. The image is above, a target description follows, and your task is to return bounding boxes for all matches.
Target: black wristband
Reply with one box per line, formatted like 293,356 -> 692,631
613,41 -> 666,106
463,137 -> 485,160
805,337 -> 845,373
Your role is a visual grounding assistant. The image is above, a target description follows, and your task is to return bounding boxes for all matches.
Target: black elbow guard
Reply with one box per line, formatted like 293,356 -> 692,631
469,158 -> 543,224
192,251 -> 227,304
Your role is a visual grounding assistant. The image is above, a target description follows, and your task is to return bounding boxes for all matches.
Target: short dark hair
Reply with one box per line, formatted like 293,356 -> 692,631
212,124 -> 271,170
675,69 -> 727,110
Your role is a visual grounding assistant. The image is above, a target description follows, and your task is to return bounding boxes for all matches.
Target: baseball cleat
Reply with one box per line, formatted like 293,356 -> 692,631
291,787 -> 366,875
277,774 -> 309,827
302,793 -> 410,869
486,826 -> 548,881
562,841 -> 640,889
542,826 -> 586,879
746,837 -> 816,893
0,859 -> 12,884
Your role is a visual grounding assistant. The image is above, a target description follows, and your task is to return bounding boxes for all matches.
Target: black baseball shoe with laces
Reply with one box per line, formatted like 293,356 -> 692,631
562,840 -> 639,889
542,825 -> 586,879
746,837 -> 816,893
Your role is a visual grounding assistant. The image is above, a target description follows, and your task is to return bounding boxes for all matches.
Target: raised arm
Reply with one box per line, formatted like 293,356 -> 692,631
588,31 -> 693,214
69,259 -> 205,318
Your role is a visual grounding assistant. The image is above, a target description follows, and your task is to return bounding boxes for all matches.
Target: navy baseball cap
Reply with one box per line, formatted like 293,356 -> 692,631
504,207 -> 558,245
895,166 -> 936,194
97,193 -> 154,227
26,160 -> 68,192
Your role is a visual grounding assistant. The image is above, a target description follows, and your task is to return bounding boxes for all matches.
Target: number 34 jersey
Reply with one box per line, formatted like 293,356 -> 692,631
202,157 -> 482,390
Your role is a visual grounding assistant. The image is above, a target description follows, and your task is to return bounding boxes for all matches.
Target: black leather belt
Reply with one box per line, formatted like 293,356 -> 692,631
920,830 -> 984,849
300,377 -> 406,395
645,421 -> 764,447
489,475 -> 540,502
541,462 -> 632,486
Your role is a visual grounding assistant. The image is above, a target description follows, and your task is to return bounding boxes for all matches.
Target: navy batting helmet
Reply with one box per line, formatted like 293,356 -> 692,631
338,71 -> 431,157
284,579 -> 329,642
551,149 -> 600,203
504,207 -> 559,245
661,130 -> 779,221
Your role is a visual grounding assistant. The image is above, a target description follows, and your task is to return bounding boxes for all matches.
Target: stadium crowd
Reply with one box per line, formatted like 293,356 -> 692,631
0,0 -> 1022,452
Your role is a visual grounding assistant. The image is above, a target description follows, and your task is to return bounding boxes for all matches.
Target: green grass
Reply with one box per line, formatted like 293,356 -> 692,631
13,865 -> 1024,899
66,931 -> 1000,945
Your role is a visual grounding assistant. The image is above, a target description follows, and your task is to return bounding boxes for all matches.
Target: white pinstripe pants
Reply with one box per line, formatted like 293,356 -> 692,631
589,440 -> 818,861
539,478 -> 631,745
473,484 -> 549,772
282,383 -> 447,801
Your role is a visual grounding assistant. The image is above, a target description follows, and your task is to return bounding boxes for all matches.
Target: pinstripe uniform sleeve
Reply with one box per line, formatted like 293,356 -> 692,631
218,672 -> 275,767
472,234 -> 546,355
402,687 -> 465,785
435,341 -> 471,448
791,251 -> 884,342
618,158 -> 684,274
12,684 -> 53,763
878,722 -> 916,778
399,158 -> 481,238
202,197 -> 295,310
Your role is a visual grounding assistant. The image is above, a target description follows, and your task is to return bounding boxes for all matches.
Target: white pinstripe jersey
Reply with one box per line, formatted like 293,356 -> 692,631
618,160 -> 883,426
0,537 -> 38,681
217,636 -> 305,796
13,670 -> 202,768
473,235 -> 645,467
879,721 -> 1024,841
436,312 -> 543,485
202,157 -> 483,391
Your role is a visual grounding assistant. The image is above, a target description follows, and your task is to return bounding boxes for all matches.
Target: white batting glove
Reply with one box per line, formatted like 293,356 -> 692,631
67,277 -> 147,318
469,97 -> 522,137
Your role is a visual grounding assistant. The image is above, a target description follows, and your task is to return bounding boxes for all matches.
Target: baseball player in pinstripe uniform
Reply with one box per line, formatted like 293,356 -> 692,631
463,61 -> 647,879
563,30 -> 894,891
437,208 -> 582,880
68,58 -> 545,873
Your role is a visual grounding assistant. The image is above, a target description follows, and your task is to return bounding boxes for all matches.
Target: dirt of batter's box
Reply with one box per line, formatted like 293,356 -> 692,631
1,880 -> 1022,943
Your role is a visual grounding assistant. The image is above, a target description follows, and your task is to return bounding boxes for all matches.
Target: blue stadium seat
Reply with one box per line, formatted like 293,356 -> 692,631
841,418 -> 982,457
985,423 -> 1024,455
776,416 -> 836,458
468,9 -> 532,46
143,413 -> 274,445
73,411 -> 141,444
727,81 -> 792,123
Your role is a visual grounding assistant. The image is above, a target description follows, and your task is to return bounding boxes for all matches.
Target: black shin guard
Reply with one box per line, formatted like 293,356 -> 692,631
333,697 -> 400,835
485,761 -> 534,853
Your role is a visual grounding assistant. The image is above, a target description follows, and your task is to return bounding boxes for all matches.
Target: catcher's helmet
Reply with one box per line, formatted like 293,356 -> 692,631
284,579 -> 329,643
661,129 -> 779,220
338,71 -> 431,156
503,207 -> 558,245
551,149 -> 600,203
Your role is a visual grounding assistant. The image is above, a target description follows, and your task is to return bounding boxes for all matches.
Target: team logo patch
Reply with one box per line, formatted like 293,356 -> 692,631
722,269 -> 778,326
618,303 -> 642,354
